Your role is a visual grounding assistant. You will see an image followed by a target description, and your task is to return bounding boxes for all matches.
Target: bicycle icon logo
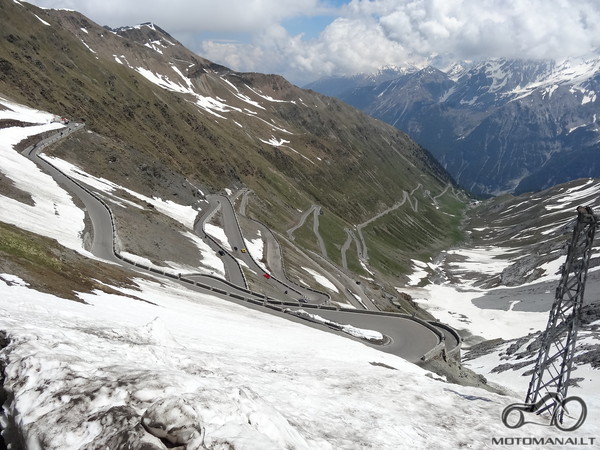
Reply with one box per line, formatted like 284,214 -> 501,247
502,393 -> 587,432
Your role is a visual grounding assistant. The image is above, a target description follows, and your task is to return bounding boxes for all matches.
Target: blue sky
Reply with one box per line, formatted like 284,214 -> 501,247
282,13 -> 341,40
189,10 -> 341,49
28,0 -> 600,86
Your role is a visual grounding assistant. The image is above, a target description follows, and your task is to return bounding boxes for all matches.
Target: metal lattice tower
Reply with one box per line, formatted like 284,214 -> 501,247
525,206 -> 597,418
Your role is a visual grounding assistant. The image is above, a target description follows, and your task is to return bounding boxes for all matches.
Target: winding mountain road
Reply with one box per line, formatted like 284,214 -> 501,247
287,204 -> 319,240
355,184 -> 421,262
22,125 -> 459,363
193,195 -> 247,287
287,204 -> 327,259
312,309 -> 439,361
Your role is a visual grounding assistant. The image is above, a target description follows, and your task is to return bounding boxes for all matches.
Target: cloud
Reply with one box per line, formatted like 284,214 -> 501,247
362,0 -> 600,61
30,0 -> 328,32
29,0 -> 600,85
201,16 -> 412,85
200,0 -> 600,84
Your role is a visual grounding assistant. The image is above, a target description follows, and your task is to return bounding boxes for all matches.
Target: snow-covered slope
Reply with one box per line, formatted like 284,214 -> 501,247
405,179 -> 600,341
0,97 -> 84,252
0,272 -> 556,449
447,56 -> 600,106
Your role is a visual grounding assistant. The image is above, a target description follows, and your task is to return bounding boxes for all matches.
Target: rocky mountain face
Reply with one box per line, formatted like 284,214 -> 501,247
0,0 -> 465,287
309,58 -> 600,197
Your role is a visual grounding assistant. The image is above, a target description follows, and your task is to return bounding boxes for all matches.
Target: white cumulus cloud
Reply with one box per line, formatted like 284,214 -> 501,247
364,0 -> 600,61
28,0 -> 600,85
200,0 -> 600,84
29,0 -> 330,32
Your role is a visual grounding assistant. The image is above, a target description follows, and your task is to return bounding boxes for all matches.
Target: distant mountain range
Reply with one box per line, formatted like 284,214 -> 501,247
306,57 -> 600,197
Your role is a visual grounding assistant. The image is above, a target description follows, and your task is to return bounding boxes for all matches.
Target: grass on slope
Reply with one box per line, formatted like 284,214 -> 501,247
0,221 -> 141,302
315,210 -> 349,268
362,187 -> 466,281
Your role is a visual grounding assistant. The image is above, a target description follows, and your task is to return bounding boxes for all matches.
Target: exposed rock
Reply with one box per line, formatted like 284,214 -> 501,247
142,398 -> 205,448
500,255 -> 546,286
84,406 -> 166,450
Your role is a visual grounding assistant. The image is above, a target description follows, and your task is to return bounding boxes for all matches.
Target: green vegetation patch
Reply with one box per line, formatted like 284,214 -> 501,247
0,221 -> 63,270
314,209 -> 348,267
0,221 -> 140,302
345,243 -> 368,276
292,214 -> 320,255
249,169 -> 312,232
360,189 -> 466,280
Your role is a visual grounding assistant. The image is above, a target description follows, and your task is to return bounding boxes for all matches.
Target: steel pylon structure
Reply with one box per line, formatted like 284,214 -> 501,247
525,206 -> 597,419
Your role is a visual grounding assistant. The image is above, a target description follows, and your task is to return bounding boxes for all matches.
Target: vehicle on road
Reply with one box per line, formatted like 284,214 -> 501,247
241,248 -> 246,253
298,298 -> 308,303
218,250 -> 225,256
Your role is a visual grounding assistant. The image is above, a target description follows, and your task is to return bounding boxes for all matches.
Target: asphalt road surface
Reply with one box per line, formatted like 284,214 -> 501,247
298,308 -> 440,362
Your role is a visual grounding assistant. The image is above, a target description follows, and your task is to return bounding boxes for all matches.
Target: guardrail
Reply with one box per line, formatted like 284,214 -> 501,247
25,127 -> 451,363
428,321 -> 462,357
420,341 -> 446,362
291,302 -> 445,349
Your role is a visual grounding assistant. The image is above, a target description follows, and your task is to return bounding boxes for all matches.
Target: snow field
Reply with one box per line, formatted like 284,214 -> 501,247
204,222 -> 232,251
286,309 -> 384,342
0,99 -> 86,254
244,230 -> 270,274
0,275 -> 557,449
408,284 -> 549,341
180,230 -> 226,276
